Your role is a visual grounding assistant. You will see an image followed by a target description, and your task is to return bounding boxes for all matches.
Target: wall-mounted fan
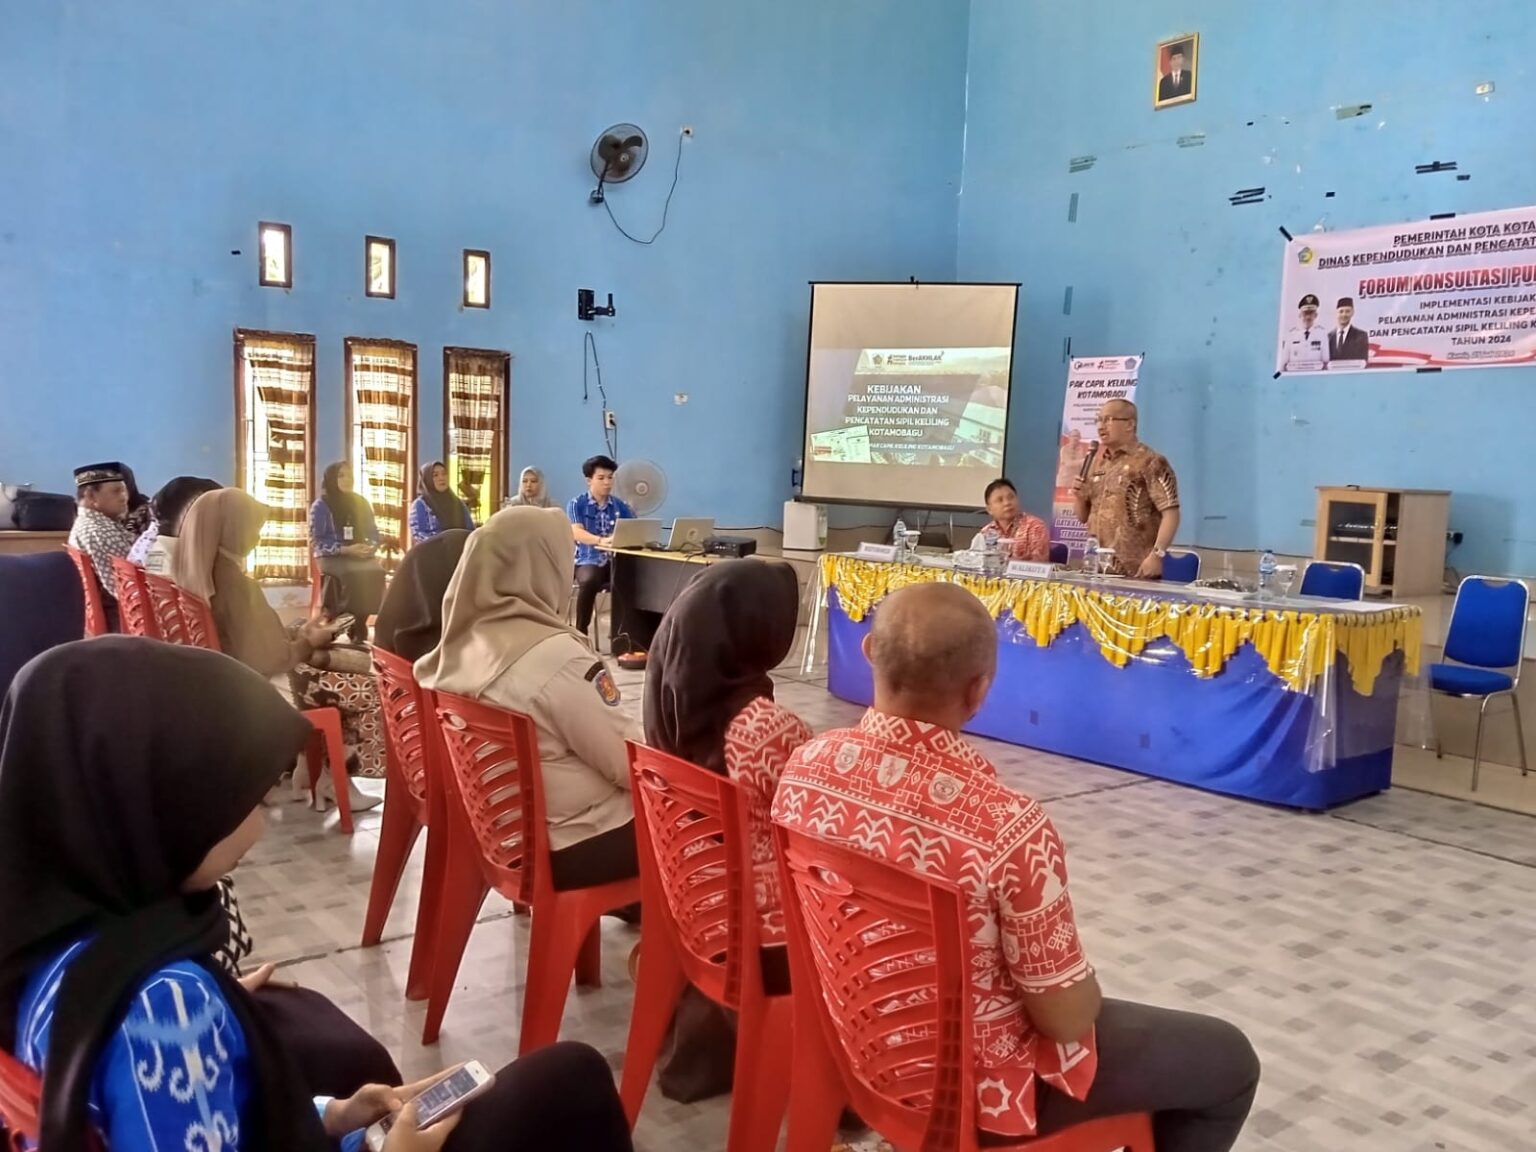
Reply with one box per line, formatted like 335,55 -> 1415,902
613,458 -> 666,516
589,124 -> 648,204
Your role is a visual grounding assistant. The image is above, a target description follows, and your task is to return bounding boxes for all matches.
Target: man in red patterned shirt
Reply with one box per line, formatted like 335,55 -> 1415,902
772,583 -> 1258,1149
976,477 -> 1050,562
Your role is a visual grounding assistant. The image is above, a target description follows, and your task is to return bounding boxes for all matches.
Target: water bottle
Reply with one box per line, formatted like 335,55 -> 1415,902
1258,548 -> 1278,597
892,519 -> 908,561
1083,536 -> 1100,577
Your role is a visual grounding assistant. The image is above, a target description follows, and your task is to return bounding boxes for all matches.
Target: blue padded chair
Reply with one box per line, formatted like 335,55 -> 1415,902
1048,542 -> 1068,566
0,550 -> 85,695
1430,575 -> 1529,790
1299,561 -> 1365,600
1162,550 -> 1200,584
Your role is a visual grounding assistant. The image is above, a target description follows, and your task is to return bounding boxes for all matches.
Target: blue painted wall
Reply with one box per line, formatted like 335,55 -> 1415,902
0,0 -> 966,525
960,0 -> 1536,574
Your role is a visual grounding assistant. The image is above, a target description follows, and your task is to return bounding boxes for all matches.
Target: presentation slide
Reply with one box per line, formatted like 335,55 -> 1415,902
800,282 -> 1018,509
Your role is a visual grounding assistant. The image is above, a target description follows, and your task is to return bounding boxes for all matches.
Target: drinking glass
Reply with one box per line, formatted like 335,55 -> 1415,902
1276,564 -> 1297,599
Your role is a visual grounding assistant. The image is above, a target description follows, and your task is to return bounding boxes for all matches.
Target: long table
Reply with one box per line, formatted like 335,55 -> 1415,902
603,546 -> 725,654
819,555 -> 1423,810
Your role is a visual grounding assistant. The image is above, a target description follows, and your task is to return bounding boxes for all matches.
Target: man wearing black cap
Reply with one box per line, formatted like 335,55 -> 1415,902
1329,297 -> 1371,364
66,462 -> 139,615
1282,294 -> 1330,372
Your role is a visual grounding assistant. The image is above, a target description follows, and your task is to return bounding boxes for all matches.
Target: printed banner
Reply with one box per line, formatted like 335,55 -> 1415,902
1277,204 -> 1536,374
1050,355 -> 1140,552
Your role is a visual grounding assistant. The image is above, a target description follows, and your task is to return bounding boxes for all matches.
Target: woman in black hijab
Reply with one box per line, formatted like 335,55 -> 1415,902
311,461 -> 387,641
137,475 -> 221,574
409,462 -> 475,546
374,528 -> 470,661
0,639 -> 634,1152
641,560 -> 812,1102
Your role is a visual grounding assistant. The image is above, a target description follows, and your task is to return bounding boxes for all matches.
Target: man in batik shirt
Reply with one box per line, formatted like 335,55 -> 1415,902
772,583 -> 1258,1148
67,461 -> 139,625
1072,399 -> 1181,579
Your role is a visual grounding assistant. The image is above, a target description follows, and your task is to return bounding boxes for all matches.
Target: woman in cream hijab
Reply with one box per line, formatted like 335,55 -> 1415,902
174,489 -> 386,799
415,505 -> 639,887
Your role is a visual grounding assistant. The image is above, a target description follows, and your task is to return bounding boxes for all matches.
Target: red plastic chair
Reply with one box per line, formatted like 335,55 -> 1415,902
620,743 -> 793,1152
0,1048 -> 40,1152
143,571 -> 190,645
362,648 -> 446,999
111,556 -> 161,639
63,546 -> 110,637
773,824 -> 1155,1152
178,589 -> 355,833
422,689 -> 641,1050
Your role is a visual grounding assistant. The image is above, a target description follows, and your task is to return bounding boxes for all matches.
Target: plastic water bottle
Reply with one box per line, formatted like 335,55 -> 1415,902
892,519 -> 908,561
1258,548 -> 1278,597
1083,536 -> 1101,577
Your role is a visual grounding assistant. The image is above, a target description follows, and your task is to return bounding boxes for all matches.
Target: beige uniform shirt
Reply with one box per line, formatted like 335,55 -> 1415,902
478,632 -> 638,851
144,536 -> 178,575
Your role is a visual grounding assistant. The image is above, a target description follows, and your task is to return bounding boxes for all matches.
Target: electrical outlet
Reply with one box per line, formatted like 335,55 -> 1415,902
681,125 -> 694,138
604,410 -> 618,429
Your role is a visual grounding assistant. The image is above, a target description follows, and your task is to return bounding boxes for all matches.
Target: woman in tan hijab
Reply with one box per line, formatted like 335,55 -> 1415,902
415,505 -> 639,887
174,489 -> 385,802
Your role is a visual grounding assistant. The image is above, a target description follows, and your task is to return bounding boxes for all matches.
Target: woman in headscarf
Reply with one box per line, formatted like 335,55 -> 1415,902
504,466 -> 553,509
129,475 -> 221,573
0,638 -> 635,1152
409,462 -> 475,546
176,488 -> 387,794
119,462 -> 154,536
310,461 -> 387,642
374,528 -> 470,662
415,506 -> 640,888
640,559 -> 811,1102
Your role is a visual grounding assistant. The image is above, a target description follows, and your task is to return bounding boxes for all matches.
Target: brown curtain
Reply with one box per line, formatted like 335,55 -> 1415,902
348,342 -> 417,557
445,349 -> 507,522
239,334 -> 314,581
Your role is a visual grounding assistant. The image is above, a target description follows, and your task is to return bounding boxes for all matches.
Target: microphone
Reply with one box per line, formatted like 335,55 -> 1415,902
1077,440 -> 1100,483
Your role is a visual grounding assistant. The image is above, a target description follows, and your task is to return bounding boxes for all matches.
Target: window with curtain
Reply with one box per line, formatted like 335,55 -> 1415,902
345,338 -> 418,559
235,330 -> 315,581
443,347 -> 510,523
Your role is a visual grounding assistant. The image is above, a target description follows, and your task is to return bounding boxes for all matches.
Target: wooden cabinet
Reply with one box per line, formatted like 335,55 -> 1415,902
1313,487 -> 1450,597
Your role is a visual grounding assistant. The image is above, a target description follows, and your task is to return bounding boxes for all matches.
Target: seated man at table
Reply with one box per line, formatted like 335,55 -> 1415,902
66,461 -> 139,627
973,477 -> 1049,561
567,454 -> 634,645
771,582 -> 1259,1150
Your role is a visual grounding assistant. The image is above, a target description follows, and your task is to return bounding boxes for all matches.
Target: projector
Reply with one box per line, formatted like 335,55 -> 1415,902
704,535 -> 757,559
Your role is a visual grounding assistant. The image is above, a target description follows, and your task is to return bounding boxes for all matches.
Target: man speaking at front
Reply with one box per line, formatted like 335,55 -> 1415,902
1071,399 -> 1181,578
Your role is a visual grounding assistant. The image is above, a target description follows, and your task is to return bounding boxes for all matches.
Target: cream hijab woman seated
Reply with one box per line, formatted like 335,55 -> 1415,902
415,506 -> 640,888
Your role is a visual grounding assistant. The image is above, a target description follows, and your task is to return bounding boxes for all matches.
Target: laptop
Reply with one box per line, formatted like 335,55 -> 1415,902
609,518 -> 662,548
668,517 -> 716,552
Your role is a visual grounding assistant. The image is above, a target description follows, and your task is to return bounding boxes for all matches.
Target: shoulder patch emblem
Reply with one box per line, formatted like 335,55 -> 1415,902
586,663 -> 621,706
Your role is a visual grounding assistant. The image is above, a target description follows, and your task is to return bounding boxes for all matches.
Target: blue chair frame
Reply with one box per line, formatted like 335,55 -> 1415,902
1430,575 -> 1530,790
1162,550 -> 1200,584
1299,560 -> 1366,601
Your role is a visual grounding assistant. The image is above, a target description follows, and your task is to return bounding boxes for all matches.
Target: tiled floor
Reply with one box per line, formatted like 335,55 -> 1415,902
240,661 -> 1536,1152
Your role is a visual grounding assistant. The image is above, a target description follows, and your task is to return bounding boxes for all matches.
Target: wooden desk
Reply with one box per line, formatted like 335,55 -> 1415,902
602,546 -> 723,653
0,531 -> 67,557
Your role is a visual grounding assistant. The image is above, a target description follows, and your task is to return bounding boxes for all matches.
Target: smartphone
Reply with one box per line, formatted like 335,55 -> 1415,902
364,1062 -> 496,1151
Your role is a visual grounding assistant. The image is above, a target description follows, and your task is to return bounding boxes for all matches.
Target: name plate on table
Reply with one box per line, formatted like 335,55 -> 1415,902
1006,561 -> 1057,580
855,542 -> 899,562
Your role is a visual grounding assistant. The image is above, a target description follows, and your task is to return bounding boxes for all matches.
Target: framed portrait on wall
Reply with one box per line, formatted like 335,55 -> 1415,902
1153,33 -> 1198,110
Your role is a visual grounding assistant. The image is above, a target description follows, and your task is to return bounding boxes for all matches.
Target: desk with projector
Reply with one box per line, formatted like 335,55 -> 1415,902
818,554 -> 1424,810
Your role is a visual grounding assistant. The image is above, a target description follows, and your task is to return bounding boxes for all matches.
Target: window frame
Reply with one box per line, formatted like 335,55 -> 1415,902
257,222 -> 293,288
462,248 -> 491,309
365,235 -> 396,299
343,336 -> 420,556
442,346 -> 512,517
232,328 -> 317,581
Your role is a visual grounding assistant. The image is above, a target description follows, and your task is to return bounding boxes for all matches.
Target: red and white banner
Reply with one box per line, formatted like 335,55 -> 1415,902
1049,355 -> 1139,554
1276,204 -> 1536,374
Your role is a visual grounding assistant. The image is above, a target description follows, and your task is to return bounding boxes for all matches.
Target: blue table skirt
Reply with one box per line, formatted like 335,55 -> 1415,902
825,589 -> 1403,810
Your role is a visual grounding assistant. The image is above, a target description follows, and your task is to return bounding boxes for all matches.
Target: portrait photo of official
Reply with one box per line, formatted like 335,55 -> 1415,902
1154,33 -> 1198,110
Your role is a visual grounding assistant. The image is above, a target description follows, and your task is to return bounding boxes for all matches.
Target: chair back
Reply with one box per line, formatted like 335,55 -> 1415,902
0,1047 -> 43,1151
372,648 -> 433,814
111,557 -> 160,639
178,591 -> 223,653
627,742 -> 761,1005
774,822 -> 976,1147
1444,576 -> 1530,672
1299,560 -> 1365,600
143,572 -> 190,646
428,690 -> 549,905
1162,549 -> 1200,584
63,546 -> 109,637
1048,542 -> 1069,566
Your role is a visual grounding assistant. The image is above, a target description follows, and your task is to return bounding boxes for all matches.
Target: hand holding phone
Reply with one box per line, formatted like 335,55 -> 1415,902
365,1062 -> 494,1152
